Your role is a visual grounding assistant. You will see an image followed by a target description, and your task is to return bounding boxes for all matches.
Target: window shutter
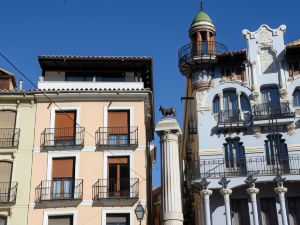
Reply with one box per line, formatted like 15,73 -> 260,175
224,143 -> 229,168
108,111 -> 129,134
52,158 -> 75,179
0,111 -> 16,128
48,216 -> 72,225
0,162 -> 12,183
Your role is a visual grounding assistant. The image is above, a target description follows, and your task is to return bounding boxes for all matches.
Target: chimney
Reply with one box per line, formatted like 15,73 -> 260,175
19,79 -> 23,91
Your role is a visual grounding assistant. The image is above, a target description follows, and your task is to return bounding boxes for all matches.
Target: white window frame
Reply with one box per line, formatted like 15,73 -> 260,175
43,210 -> 77,225
102,209 -> 133,225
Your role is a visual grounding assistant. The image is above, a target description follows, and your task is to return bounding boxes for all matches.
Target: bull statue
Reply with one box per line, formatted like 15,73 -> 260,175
159,105 -> 176,118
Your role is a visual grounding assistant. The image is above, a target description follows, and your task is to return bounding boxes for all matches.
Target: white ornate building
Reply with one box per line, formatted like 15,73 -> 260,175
179,7 -> 300,225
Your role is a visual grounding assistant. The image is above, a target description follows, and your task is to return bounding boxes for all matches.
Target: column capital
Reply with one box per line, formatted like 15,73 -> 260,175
200,189 -> 213,197
220,188 -> 232,196
155,117 -> 182,137
217,93 -> 223,98
236,91 -> 241,97
274,186 -> 288,194
246,187 -> 259,195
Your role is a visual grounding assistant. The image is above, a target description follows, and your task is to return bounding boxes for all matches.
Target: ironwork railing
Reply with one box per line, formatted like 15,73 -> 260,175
35,179 -> 83,202
188,155 -> 300,180
188,117 -> 197,134
0,182 -> 18,204
178,41 -> 228,65
252,102 -> 294,120
218,110 -> 251,126
40,127 -> 85,148
0,128 -> 20,148
92,178 -> 139,200
95,126 -> 138,148
186,139 -> 193,154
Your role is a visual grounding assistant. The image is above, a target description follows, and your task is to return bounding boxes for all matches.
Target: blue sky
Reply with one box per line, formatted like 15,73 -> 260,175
0,0 -> 299,186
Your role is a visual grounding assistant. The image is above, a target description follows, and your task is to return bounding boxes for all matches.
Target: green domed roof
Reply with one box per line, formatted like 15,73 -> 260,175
191,11 -> 213,25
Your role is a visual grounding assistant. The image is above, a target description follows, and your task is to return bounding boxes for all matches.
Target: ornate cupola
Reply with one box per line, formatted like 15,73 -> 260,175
178,3 -> 227,91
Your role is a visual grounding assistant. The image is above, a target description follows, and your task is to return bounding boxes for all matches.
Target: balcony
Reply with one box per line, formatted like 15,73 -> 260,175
40,127 -> 85,148
95,126 -> 138,149
188,116 -> 197,134
92,178 -> 139,206
35,179 -> 83,207
252,102 -> 294,126
178,41 -> 228,74
217,110 -> 250,131
188,155 -> 300,182
0,128 -> 20,149
0,182 -> 18,205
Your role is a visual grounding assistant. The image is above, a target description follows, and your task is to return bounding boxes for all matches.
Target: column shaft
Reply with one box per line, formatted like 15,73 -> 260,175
200,190 -> 212,225
246,187 -> 259,225
275,187 -> 289,225
220,189 -> 232,225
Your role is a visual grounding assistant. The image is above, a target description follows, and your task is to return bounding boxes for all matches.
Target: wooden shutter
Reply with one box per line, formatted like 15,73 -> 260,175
48,216 -> 73,225
108,111 -> 129,134
0,78 -> 10,90
52,158 -> 75,179
0,162 -> 12,183
0,111 -> 16,128
55,111 -> 76,140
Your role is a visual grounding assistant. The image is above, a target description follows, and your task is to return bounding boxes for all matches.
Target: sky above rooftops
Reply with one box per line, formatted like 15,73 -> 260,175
0,0 -> 299,186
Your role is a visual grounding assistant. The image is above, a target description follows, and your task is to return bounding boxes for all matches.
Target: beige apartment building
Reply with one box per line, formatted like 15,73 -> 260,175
27,55 -> 154,225
0,68 -> 36,225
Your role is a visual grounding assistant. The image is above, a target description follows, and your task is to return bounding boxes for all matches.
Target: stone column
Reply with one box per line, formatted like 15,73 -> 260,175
237,92 -> 241,110
155,117 -> 183,225
274,175 -> 288,225
219,177 -> 232,225
245,175 -> 259,225
251,61 -> 258,91
201,189 -> 213,225
218,93 -> 224,111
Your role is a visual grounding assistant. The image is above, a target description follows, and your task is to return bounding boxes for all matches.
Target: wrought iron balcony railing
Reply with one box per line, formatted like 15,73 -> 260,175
35,179 -> 83,202
252,102 -> 294,121
178,41 -> 228,65
40,127 -> 85,148
95,126 -> 138,148
218,110 -> 251,128
0,128 -> 20,148
188,155 -> 300,180
188,116 -> 197,134
92,178 -> 139,200
0,182 -> 18,204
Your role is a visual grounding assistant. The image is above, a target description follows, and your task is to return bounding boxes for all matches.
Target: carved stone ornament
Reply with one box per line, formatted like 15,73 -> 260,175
199,178 -> 210,190
287,123 -> 296,136
245,175 -> 257,188
257,26 -> 273,46
252,91 -> 260,103
253,126 -> 261,138
280,88 -> 288,100
273,174 -> 286,188
260,48 -> 276,74
218,177 -> 230,189
196,90 -> 208,111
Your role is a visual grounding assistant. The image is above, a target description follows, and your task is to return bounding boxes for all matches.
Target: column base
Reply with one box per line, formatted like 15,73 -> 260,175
163,212 -> 184,225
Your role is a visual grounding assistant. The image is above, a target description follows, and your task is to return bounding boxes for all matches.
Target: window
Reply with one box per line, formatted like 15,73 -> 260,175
289,61 -> 300,77
231,199 -> 250,225
264,134 -> 289,172
48,215 -> 73,225
0,217 -> 7,225
260,198 -> 279,225
293,89 -> 300,107
108,157 -> 130,197
54,111 -> 76,146
288,197 -> 300,225
106,214 -> 130,225
0,110 -> 17,148
0,77 -> 10,90
108,111 -> 130,145
0,161 -> 13,203
261,86 -> 280,109
240,94 -> 251,112
212,95 -> 220,114
65,72 -> 93,81
52,158 -> 75,200
223,138 -> 246,170
223,90 -> 238,112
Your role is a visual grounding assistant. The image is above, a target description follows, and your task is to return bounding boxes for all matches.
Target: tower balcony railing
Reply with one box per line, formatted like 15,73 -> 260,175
95,126 -> 138,149
35,179 -> 83,202
0,182 -> 18,204
188,155 -> 300,181
178,41 -> 228,66
252,102 -> 294,121
217,110 -> 251,130
0,128 -> 20,149
40,127 -> 85,148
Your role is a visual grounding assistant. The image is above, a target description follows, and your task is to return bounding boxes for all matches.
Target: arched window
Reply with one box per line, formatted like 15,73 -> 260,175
212,95 -> 220,114
293,89 -> 300,107
240,94 -> 251,112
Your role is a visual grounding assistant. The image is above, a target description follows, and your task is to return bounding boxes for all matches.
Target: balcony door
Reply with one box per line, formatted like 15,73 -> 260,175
54,111 -> 76,146
0,161 -> 12,203
260,198 -> 279,225
108,157 -> 130,198
52,158 -> 75,200
261,87 -> 280,110
224,140 -> 246,175
0,110 -> 16,148
231,199 -> 250,225
108,111 -> 130,145
288,197 -> 300,225
106,214 -> 130,225
223,91 -> 239,122
48,215 -> 73,225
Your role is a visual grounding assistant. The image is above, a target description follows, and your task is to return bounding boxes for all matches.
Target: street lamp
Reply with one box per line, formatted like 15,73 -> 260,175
135,202 -> 145,225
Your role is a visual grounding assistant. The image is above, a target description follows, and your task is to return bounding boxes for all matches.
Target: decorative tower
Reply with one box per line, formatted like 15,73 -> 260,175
178,4 -> 227,96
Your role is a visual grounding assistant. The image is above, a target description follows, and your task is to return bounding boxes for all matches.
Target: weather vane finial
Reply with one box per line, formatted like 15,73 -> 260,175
200,1 -> 204,11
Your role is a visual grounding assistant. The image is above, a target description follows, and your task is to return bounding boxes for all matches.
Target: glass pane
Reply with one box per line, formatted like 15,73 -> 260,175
0,218 -> 7,225
224,91 -> 237,111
